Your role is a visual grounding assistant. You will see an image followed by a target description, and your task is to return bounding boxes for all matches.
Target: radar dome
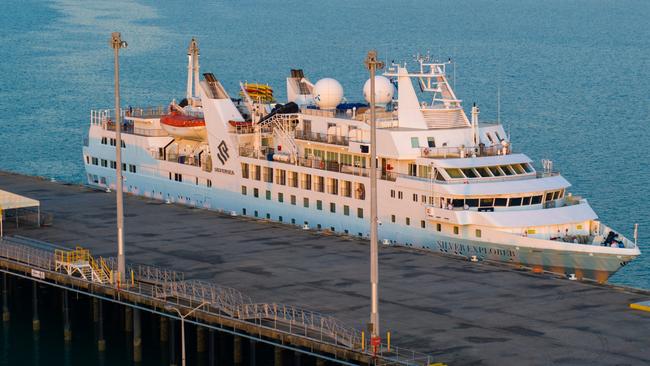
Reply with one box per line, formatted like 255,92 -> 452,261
313,78 -> 344,109
363,76 -> 394,105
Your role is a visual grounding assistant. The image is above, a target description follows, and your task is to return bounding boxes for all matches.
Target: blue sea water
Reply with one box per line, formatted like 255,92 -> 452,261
0,0 -> 648,294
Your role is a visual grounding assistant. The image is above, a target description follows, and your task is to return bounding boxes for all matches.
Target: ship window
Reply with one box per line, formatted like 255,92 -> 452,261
494,131 -> 503,141
453,226 -> 459,235
522,196 -> 531,205
303,197 -> 309,207
315,176 -> 325,192
289,171 -> 298,188
122,163 -> 126,171
522,163 -> 534,173
545,192 -> 554,201
121,140 -> 126,148
279,216 -> 283,222
421,195 -> 426,203
101,137 -> 107,145
531,195 -> 543,204
452,199 -> 464,208
435,171 -> 446,181
552,191 -> 560,200
317,200 -> 323,210
411,137 -> 420,148
110,138 -> 116,146
290,195 -> 296,205
344,205 -> 350,216
489,166 -> 503,176
241,186 -> 247,195
511,164 -> 525,174
129,164 -> 136,173
494,198 -> 507,206
342,181 -> 352,197
301,174 -> 312,190
408,164 -> 417,177
412,194 -> 418,202
266,213 -> 271,219
508,197 -> 522,206
254,211 -> 258,217
253,188 -> 259,197
398,191 -> 403,199
353,155 -> 366,168
357,208 -> 364,218
326,151 -> 338,162
559,189 -> 565,198
207,179 -> 211,188
254,165 -> 261,180
485,133 -> 494,144
421,220 -> 426,229
406,217 -> 410,226
446,168 -> 464,179
330,202 -> 336,213
390,190 -> 395,198
476,167 -> 491,177
304,148 -> 312,158
391,215 -> 396,223
263,167 -> 273,183
110,161 -> 116,169
427,137 -> 436,148
278,192 -> 284,203
340,154 -> 352,166
92,157 -> 98,165
276,169 -> 286,185
436,223 -> 442,232
465,199 -> 479,207
355,183 -> 365,200
327,178 -> 338,195
461,168 -> 478,178
475,229 -> 482,238
480,198 -> 494,207
418,165 -> 431,179
500,165 -> 515,176
241,163 -> 249,179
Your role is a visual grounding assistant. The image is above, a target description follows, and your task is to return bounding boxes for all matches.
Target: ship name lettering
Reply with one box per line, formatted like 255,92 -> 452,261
214,167 -> 235,175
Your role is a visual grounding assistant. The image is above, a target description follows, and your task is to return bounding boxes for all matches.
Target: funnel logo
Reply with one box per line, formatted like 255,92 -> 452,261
216,140 -> 230,165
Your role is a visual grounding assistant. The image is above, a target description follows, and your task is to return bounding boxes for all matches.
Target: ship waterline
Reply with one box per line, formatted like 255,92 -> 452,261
83,40 -> 640,283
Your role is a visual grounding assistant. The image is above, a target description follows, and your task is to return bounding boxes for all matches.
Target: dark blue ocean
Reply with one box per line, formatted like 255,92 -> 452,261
0,3 -> 648,361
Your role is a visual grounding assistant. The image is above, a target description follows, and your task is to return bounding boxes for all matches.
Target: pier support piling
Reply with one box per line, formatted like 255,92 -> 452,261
208,329 -> 215,366
2,273 -> 9,322
125,306 -> 133,332
274,347 -> 283,366
160,315 -> 169,343
32,282 -> 39,332
249,339 -> 256,366
133,308 -> 142,363
98,299 -> 105,352
170,319 -> 177,366
92,298 -> 99,322
293,351 -> 301,366
63,290 -> 71,342
234,335 -> 242,366
316,358 -> 325,366
197,325 -> 206,353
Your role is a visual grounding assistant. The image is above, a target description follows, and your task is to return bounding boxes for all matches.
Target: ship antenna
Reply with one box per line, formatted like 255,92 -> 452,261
497,85 -> 501,125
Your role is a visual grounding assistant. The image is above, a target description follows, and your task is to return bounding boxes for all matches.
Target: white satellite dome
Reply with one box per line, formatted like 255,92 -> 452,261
363,76 -> 394,105
313,78 -> 344,109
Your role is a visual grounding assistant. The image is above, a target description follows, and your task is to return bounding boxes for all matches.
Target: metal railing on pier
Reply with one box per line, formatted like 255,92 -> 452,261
0,238 -> 435,366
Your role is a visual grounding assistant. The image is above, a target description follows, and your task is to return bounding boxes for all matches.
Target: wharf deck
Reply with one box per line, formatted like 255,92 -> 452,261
1,171 -> 650,365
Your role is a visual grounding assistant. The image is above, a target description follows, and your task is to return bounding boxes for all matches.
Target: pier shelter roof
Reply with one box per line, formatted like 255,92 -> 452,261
0,189 -> 40,210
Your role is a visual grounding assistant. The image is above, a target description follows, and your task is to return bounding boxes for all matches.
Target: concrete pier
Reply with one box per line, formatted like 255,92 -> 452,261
2,172 -> 650,365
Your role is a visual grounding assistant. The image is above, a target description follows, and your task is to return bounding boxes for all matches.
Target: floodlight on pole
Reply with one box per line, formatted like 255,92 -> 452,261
364,50 -> 384,346
110,32 -> 127,284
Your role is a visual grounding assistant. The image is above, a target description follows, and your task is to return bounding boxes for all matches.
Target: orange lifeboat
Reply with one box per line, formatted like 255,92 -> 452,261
160,111 -> 207,140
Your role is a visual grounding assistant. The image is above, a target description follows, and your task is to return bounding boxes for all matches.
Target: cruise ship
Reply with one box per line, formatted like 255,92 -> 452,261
83,40 -> 640,283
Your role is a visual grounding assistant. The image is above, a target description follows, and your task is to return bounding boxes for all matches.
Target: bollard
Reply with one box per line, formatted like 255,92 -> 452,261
234,335 -> 242,366
274,347 -> 283,366
98,299 -> 106,351
124,306 -> 133,332
133,308 -> 142,363
32,282 -> 40,332
63,290 -> 71,342
249,339 -> 257,366
2,273 -> 9,322
160,316 -> 169,343
197,326 -> 206,353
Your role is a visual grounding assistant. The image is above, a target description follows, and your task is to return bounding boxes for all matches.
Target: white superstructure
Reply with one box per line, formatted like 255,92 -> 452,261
83,41 -> 640,283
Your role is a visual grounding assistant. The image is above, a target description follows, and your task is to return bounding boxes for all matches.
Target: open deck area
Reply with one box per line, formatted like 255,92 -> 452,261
1,171 -> 649,365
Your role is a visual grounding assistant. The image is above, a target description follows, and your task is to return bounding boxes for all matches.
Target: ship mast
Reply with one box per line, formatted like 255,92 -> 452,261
187,38 -> 199,103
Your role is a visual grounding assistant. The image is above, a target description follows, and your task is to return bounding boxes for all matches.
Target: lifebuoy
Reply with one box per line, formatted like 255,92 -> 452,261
319,161 -> 325,169
423,148 -> 430,155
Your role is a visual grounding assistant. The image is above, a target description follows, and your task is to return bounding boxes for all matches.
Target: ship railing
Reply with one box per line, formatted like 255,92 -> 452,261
420,144 -> 511,159
294,129 -> 349,146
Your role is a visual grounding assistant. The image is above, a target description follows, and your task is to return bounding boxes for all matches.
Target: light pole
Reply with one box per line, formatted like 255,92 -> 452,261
110,32 -> 127,283
364,50 -> 384,347
166,301 -> 209,366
